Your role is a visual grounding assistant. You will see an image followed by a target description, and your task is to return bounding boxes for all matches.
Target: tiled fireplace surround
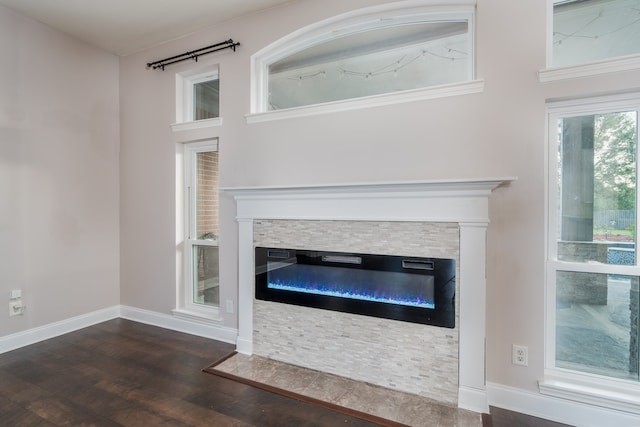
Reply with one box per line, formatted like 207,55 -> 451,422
225,179 -> 511,414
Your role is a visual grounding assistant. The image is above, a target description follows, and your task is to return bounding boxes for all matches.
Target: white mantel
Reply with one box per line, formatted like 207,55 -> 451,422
223,178 -> 514,413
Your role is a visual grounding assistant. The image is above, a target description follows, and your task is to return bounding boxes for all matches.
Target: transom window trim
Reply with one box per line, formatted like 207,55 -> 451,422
539,53 -> 640,82
540,0 -> 640,82
245,79 -> 484,124
173,67 -> 222,131
543,92 -> 640,414
249,1 -> 477,118
171,117 -> 223,133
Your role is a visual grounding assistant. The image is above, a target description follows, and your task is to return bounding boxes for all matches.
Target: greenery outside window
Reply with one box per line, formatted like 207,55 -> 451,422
544,93 -> 640,411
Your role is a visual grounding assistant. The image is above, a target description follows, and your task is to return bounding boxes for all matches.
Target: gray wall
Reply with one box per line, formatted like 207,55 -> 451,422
0,5 -> 120,337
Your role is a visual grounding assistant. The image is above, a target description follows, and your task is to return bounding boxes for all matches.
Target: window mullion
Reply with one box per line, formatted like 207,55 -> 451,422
636,108 -> 640,267
549,259 -> 640,276
547,110 -> 560,262
187,185 -> 193,240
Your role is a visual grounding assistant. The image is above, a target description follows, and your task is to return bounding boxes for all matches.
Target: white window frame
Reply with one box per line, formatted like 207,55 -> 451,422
247,1 -> 482,123
172,68 -> 222,132
175,139 -> 220,321
539,0 -> 640,82
542,92 -> 640,414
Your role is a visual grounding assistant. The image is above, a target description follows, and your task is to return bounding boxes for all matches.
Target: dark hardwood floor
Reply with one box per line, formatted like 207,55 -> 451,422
0,319 -> 572,426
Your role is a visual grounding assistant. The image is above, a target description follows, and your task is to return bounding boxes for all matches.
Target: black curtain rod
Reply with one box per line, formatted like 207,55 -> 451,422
147,39 -> 240,71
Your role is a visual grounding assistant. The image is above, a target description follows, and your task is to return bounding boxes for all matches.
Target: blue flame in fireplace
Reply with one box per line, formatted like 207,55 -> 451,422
268,281 -> 435,308
267,264 -> 435,309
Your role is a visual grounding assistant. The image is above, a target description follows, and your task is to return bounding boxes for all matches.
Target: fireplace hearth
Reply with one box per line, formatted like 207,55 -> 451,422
255,247 -> 456,327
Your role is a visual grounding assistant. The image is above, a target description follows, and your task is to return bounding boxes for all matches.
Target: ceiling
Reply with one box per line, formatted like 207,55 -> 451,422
0,0 -> 293,56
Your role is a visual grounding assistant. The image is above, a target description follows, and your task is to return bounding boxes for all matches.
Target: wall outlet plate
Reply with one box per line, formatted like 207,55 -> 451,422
9,301 -> 24,316
512,344 -> 528,366
10,290 -> 21,300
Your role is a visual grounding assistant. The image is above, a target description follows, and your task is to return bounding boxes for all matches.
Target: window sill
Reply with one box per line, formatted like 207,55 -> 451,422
245,79 -> 484,124
539,54 -> 640,83
171,117 -> 222,132
539,370 -> 640,415
172,307 -> 222,325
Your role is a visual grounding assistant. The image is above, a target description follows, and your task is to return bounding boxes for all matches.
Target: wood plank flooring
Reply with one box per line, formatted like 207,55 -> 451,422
0,319 -> 572,426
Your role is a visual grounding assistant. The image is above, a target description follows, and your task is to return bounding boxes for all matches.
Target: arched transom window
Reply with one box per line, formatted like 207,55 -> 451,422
250,2 -> 476,117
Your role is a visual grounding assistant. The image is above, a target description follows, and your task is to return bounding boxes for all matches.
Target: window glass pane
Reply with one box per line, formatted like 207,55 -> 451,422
195,151 -> 219,240
556,271 -> 639,380
557,111 -> 637,264
187,145 -> 219,310
268,20 -> 469,110
193,79 -> 219,120
552,0 -> 640,67
192,245 -> 219,307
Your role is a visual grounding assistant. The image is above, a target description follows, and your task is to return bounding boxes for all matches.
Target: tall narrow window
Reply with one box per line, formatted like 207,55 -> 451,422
545,94 -> 640,410
184,140 -> 219,313
551,0 -> 640,68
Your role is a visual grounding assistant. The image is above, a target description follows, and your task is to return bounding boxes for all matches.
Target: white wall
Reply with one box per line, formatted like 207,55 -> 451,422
0,5 -> 120,337
118,0 -> 640,403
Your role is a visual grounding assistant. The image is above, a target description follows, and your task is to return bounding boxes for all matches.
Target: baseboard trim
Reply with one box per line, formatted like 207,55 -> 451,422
0,305 -> 238,355
0,305 -> 120,354
120,305 -> 237,344
487,381 -> 640,427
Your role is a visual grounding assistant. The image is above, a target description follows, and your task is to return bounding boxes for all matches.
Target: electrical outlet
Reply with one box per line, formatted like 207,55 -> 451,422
512,344 -> 528,366
9,290 -> 21,300
9,301 -> 24,317
226,300 -> 234,314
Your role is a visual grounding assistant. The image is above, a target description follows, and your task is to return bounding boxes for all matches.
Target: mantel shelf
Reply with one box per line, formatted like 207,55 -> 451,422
222,177 -> 516,224
222,177 -> 515,198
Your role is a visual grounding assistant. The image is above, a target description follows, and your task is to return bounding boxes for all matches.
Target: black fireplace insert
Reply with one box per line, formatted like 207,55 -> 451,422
255,247 -> 455,328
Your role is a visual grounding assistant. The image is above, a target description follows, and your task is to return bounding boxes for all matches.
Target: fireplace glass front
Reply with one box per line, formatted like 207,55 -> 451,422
255,247 -> 455,327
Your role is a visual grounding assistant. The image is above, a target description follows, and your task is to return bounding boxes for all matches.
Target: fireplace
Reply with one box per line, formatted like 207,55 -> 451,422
224,178 -> 513,412
255,247 -> 456,327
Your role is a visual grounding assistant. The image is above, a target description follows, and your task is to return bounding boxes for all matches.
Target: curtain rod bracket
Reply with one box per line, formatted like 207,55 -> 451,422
146,39 -> 240,71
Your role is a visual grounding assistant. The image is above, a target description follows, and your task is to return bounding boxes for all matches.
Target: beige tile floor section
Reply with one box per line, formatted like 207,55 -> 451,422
213,353 -> 482,427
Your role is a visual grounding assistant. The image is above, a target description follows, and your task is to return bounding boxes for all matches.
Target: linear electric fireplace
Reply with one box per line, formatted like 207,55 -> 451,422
255,247 -> 456,328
